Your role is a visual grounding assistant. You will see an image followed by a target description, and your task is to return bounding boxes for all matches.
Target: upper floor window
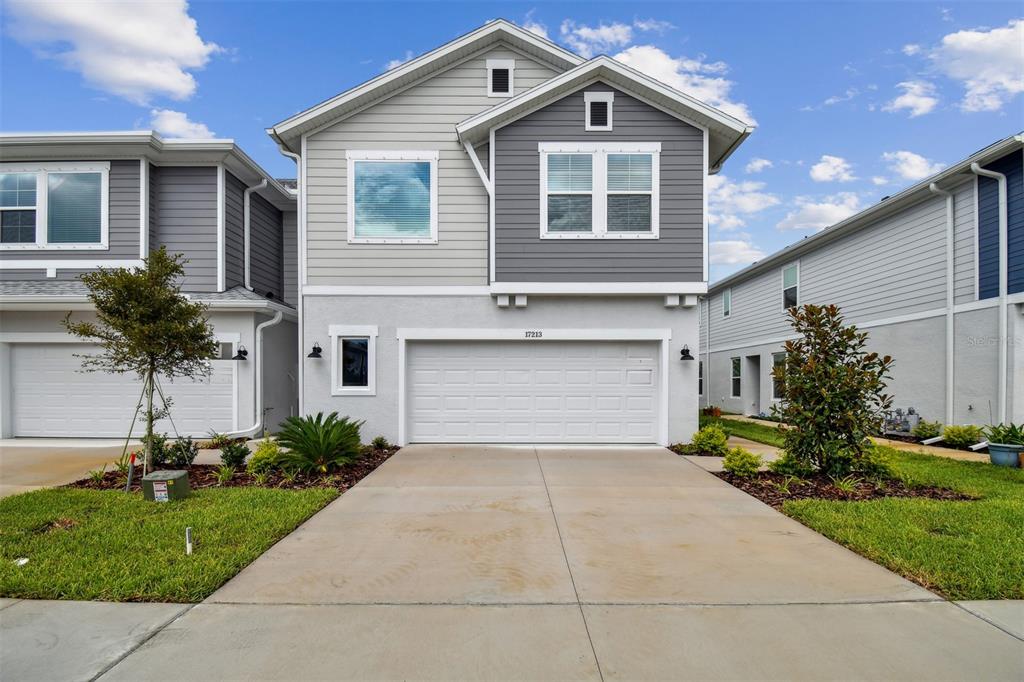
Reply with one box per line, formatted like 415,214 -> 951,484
539,142 -> 659,239
782,263 -> 799,309
1,162 -> 108,250
346,150 -> 438,244
487,59 -> 514,97
584,91 -> 614,131
722,288 -> 732,317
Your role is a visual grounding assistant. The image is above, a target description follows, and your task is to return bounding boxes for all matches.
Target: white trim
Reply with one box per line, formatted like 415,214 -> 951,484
781,261 -> 799,309
539,142 -> 660,240
216,164 -> 225,291
489,281 -> 707,295
486,58 -> 515,98
0,332 -> 91,343
1,162 -> 110,250
345,150 -> 439,245
702,129 -> 709,282
139,159 -> 149,258
0,258 -> 143,271
328,324 -> 378,396
770,351 -> 786,401
397,337 -> 407,445
303,285 -> 490,296
584,91 -> 614,131
973,175 -> 980,300
489,127 -> 496,284
463,141 -> 492,194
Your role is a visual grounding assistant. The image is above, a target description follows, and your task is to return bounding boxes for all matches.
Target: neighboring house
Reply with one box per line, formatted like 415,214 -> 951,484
268,20 -> 752,445
0,132 -> 298,439
700,134 -> 1024,427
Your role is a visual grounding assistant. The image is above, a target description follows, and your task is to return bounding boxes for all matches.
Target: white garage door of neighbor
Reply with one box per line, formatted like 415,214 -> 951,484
10,344 -> 235,438
407,340 -> 660,443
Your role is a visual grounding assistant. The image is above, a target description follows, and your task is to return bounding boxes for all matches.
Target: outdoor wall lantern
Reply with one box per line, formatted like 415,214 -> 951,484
307,342 -> 323,359
679,345 -> 694,361
232,345 -> 249,361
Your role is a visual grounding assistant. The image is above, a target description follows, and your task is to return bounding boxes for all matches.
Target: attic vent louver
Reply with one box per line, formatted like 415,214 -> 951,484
491,69 -> 510,94
589,101 -> 608,127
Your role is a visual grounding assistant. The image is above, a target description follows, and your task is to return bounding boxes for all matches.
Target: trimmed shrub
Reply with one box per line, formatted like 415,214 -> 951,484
169,436 -> 199,468
723,447 -> 763,477
247,438 -> 282,475
371,435 -> 390,451
277,412 -> 365,474
220,442 -> 250,469
142,433 -> 169,468
911,420 -> 943,440
768,451 -> 814,477
690,424 -> 729,456
943,425 -> 984,449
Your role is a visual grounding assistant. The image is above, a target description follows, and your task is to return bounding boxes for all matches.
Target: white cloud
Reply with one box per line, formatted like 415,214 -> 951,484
882,150 -> 946,181
5,0 -> 220,105
560,20 -> 633,58
150,109 -> 214,138
521,10 -> 548,39
929,19 -> 1024,112
710,239 -> 767,265
385,50 -> 414,70
744,158 -> 773,174
633,18 -> 675,33
809,155 -> 856,182
871,176 -> 889,186
823,87 -> 859,106
777,193 -> 861,231
707,174 -> 780,232
614,45 -> 755,124
883,80 -> 939,117
902,43 -> 922,56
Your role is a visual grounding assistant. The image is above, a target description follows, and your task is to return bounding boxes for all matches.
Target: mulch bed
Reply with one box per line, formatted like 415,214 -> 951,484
715,471 -> 974,510
66,446 -> 400,493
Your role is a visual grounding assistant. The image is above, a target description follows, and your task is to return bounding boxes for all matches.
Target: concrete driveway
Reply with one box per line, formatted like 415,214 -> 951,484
0,439 -> 134,499
95,444 -> 1022,680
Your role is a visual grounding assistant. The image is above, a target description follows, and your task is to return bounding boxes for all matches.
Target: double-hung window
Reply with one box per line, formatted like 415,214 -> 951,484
329,325 -> 378,396
1,162 -> 109,249
731,357 -> 742,398
539,142 -> 659,239
782,263 -> 799,309
346,150 -> 438,244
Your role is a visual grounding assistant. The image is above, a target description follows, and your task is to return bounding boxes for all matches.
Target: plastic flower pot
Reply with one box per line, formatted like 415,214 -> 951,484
988,443 -> 1023,468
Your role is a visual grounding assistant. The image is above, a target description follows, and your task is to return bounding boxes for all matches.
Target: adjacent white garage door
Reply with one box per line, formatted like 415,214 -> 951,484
407,340 -> 660,443
10,344 -> 235,438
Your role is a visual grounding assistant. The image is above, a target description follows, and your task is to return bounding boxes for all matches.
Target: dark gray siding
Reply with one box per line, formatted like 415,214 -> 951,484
154,166 -> 218,292
224,171 -> 245,290
493,83 -> 704,282
282,211 -> 298,305
249,193 -> 284,299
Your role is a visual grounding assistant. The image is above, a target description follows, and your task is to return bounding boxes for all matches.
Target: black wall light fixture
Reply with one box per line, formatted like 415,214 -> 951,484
679,345 -> 694,361
232,345 -> 249,361
307,342 -> 323,359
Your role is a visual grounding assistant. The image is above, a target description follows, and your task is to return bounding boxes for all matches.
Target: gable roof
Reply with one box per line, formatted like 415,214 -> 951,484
455,56 -> 753,173
268,19 -> 583,152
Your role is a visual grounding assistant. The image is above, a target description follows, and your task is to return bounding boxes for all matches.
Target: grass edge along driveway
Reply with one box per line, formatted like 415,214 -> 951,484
0,486 -> 337,602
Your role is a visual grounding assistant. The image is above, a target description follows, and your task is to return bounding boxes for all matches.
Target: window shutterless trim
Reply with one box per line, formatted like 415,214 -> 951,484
486,58 -> 515,97
328,324 -> 378,396
345,150 -> 438,245
730,356 -> 742,398
782,261 -> 799,310
584,91 -> 614,131
0,162 -> 109,250
722,288 -> 731,318
538,142 -> 660,240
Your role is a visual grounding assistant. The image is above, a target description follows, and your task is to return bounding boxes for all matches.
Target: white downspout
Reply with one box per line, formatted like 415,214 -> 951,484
225,310 -> 284,438
970,162 -> 1008,424
278,146 -> 303,417
243,178 -> 269,291
929,182 -> 955,424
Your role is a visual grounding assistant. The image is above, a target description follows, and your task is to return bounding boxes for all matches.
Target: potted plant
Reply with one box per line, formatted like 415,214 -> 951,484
983,423 -> 1024,468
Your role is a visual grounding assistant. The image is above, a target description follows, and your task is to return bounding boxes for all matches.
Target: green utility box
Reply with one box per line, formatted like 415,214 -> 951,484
142,470 -> 190,502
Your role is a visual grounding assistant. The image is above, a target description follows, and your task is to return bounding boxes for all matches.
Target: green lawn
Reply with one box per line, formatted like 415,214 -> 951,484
700,415 -> 786,447
784,448 -> 1024,599
0,486 -> 337,602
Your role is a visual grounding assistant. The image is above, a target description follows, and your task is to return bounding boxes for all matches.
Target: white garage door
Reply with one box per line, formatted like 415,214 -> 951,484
407,340 -> 660,443
10,344 -> 235,438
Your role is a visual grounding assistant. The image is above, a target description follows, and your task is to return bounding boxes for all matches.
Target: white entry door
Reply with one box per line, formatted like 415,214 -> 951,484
407,340 -> 660,443
10,343 -> 235,437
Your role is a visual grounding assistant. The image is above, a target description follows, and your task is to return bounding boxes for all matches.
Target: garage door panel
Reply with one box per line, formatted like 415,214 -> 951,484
407,340 -> 659,444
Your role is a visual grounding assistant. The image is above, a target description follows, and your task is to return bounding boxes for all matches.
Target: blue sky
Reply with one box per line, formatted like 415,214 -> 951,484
2,1 -> 1021,280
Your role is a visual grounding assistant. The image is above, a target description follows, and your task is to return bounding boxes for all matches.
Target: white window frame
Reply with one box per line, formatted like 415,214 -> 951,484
584,91 -> 614,131
782,261 -> 800,310
0,162 -> 109,250
486,58 -> 515,98
771,351 -> 786,401
722,288 -> 732,318
730,356 -> 742,398
698,359 -> 704,396
328,324 -> 378,396
538,142 -> 660,240
345,150 -> 438,245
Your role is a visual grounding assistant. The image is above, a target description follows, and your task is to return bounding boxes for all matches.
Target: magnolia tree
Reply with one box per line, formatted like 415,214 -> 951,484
63,248 -> 217,471
772,304 -> 894,476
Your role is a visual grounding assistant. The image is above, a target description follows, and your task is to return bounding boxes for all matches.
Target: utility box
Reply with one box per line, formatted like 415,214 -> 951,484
142,470 -> 190,502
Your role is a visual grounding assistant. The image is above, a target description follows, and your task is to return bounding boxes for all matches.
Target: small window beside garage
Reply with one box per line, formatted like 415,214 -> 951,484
215,342 -> 235,360
329,325 -> 378,396
486,59 -> 514,97
698,360 -> 704,396
731,357 -> 741,398
782,263 -> 799,310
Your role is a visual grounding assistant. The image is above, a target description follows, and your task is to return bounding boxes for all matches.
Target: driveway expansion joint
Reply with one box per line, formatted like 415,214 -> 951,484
92,604 -> 196,681
950,601 -> 1024,643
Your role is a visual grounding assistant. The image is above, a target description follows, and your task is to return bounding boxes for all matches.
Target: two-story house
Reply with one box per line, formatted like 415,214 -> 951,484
700,134 -> 1023,427
268,20 -> 752,445
0,132 -> 298,438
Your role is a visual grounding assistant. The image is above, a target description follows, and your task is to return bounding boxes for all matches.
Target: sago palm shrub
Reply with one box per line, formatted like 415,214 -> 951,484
277,412 -> 365,474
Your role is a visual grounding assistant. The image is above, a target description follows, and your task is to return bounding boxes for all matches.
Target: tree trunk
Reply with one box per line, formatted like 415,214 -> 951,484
144,364 -> 156,474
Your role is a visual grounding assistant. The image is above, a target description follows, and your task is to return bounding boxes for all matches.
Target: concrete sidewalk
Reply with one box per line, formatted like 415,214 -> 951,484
87,444 -> 1021,681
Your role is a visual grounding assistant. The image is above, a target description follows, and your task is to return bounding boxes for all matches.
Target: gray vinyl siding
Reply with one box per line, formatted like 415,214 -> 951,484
282,211 -> 298,305
224,172 -> 245,290
154,166 -> 218,292
952,179 -> 977,304
304,44 -> 561,285
0,160 -> 140,274
493,83 -> 704,282
249,193 -> 284,299
148,163 -> 159,252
